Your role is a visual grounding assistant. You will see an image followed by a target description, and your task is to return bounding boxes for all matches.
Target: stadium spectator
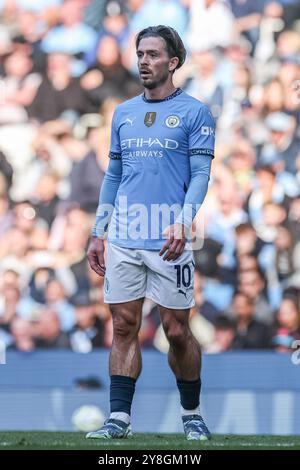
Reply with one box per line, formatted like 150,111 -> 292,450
28,52 -> 93,122
68,127 -> 106,212
238,267 -> 274,324
247,166 -> 290,237
186,0 -> 235,52
44,278 -> 75,332
0,269 -> 21,291
41,0 -> 98,58
205,181 -> 248,246
33,309 -> 70,348
81,34 -> 141,105
229,0 -> 267,52
0,285 -> 21,328
10,317 -> 35,352
230,291 -> 272,349
193,269 -> 222,325
18,129 -> 72,201
225,139 -> 256,196
12,8 -> 48,73
32,170 -> 60,226
260,112 -> 299,174
205,316 -> 236,353
70,294 -> 104,352
274,226 -> 295,282
194,238 -> 235,311
0,48 -> 41,124
27,267 -> 56,304
261,79 -> 285,115
221,222 -> 267,286
130,0 -> 187,38
183,49 -> 224,120
272,296 -> 300,351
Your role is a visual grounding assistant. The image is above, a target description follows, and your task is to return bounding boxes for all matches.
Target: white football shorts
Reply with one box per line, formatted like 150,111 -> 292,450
104,242 -> 195,309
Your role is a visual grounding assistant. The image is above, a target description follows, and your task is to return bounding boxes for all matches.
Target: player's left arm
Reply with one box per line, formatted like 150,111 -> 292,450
159,105 -> 215,261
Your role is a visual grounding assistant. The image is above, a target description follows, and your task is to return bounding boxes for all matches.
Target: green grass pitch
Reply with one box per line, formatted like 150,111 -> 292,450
0,433 -> 299,450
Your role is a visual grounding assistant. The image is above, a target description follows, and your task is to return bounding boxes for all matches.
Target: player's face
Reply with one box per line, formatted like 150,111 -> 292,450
137,36 -> 175,89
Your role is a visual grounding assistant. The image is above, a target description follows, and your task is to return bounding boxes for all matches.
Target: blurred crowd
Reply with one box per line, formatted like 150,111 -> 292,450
0,0 -> 300,354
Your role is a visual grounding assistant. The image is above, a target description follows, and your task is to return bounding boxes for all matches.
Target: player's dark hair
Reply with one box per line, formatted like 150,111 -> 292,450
136,25 -> 186,69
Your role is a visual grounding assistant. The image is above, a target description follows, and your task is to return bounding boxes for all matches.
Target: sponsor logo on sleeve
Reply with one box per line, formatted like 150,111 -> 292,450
200,126 -> 215,136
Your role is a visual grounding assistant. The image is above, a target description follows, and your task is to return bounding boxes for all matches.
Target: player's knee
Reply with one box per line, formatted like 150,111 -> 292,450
112,309 -> 140,339
163,320 -> 187,348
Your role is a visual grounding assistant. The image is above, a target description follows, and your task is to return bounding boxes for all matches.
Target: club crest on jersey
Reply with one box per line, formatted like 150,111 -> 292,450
165,115 -> 180,128
144,112 -> 156,127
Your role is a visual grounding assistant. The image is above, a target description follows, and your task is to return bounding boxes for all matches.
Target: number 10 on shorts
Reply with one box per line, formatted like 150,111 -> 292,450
174,264 -> 192,288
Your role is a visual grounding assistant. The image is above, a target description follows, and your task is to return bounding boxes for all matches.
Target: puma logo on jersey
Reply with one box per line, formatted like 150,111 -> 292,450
125,117 -> 136,126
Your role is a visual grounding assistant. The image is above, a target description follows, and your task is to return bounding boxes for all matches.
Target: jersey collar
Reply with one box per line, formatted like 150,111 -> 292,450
142,88 -> 183,103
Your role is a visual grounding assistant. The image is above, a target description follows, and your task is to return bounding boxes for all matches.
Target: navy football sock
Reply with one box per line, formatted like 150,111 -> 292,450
110,375 -> 136,416
176,378 -> 201,410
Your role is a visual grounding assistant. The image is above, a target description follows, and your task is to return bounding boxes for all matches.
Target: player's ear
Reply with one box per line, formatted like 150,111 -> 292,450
169,57 -> 179,72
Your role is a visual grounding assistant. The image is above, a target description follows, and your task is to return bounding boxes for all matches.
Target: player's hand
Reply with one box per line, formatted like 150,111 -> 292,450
159,224 -> 187,262
87,237 -> 106,276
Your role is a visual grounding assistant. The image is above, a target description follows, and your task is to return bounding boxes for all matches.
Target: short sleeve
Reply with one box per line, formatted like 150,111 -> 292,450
188,105 -> 215,158
109,107 -> 122,160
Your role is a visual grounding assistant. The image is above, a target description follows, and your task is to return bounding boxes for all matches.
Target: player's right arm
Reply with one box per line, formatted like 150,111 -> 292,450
160,103 -> 215,261
87,108 -> 122,276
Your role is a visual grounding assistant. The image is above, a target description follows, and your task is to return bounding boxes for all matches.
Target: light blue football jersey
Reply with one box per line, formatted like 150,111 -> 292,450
107,88 -> 215,249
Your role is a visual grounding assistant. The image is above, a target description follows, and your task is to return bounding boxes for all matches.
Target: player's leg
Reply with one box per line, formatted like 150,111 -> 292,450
159,306 -> 211,440
143,249 -> 211,440
87,244 -> 145,439
159,306 -> 202,416
86,300 -> 143,439
159,306 -> 200,380
109,299 -> 143,378
109,298 -> 143,427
